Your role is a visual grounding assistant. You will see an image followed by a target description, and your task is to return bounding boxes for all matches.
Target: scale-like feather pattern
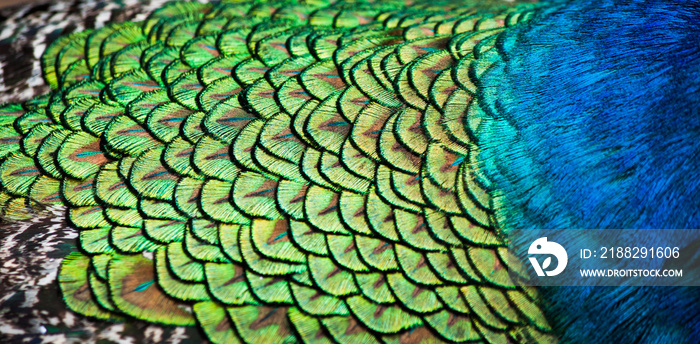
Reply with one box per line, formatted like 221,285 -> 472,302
0,1 -> 560,343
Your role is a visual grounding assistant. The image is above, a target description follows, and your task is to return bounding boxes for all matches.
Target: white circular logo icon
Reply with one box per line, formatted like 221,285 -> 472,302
528,237 -> 568,277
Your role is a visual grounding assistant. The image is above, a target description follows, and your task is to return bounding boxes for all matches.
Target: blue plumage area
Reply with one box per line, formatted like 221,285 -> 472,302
540,286 -> 700,343
476,0 -> 700,342
479,0 -> 700,230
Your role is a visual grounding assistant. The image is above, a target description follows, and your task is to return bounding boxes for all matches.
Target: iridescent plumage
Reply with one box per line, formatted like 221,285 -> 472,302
1,0 -> 699,343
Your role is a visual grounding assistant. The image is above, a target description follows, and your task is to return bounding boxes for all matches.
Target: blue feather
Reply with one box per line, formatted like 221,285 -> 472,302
476,1 -> 700,342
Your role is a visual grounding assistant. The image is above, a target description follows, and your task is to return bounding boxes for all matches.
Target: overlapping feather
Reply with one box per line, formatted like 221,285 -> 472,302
0,0 -> 556,343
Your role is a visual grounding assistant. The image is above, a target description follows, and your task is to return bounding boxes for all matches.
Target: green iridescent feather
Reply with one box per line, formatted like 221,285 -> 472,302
0,1 -> 558,343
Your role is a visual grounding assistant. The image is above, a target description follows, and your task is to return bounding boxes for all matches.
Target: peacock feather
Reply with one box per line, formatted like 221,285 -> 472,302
0,0 -> 699,343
